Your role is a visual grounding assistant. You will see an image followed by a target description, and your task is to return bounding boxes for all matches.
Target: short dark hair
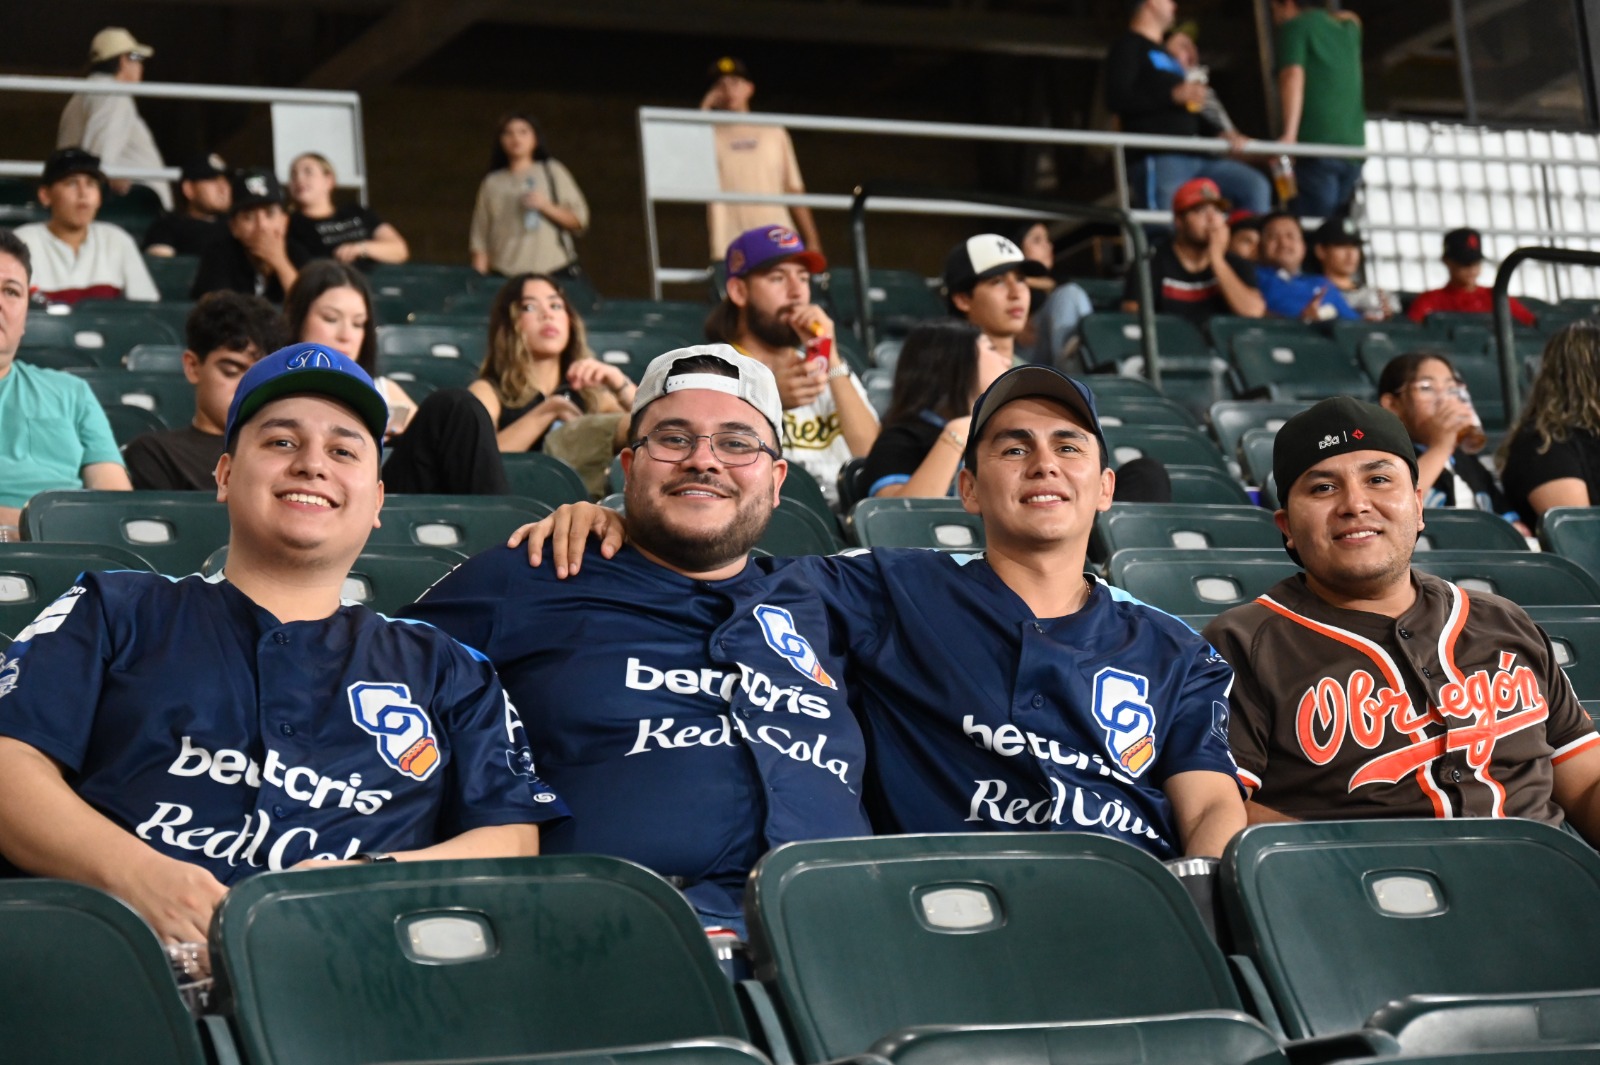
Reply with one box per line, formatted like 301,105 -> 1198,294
186,291 -> 285,362
282,259 -> 378,374
0,228 -> 33,282
1259,210 -> 1302,236
627,353 -> 743,441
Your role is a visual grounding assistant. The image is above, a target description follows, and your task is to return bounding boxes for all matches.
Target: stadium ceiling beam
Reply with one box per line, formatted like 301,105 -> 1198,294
1377,0 -> 1526,71
299,0 -> 503,90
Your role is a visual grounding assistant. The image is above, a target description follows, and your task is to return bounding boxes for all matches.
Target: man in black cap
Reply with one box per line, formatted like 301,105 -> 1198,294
190,167 -> 311,303
942,233 -> 1049,363
143,154 -> 233,257
1203,396 -> 1600,838
1406,227 -> 1536,326
1310,216 -> 1393,321
14,147 -> 158,304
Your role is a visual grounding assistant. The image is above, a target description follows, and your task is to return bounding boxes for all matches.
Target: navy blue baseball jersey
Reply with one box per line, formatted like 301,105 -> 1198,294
402,544 -> 867,928
0,571 -> 565,884
789,550 -> 1240,859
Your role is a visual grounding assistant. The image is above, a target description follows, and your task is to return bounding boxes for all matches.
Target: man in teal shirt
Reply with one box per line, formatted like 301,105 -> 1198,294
1272,0 -> 1365,218
0,230 -> 129,536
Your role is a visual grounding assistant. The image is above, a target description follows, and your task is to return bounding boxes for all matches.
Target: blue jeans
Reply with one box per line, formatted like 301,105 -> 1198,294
1290,157 -> 1363,218
1139,153 -> 1272,216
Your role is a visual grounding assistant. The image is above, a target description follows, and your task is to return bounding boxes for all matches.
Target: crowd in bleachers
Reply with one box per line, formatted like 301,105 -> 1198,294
9,7 -> 1600,1064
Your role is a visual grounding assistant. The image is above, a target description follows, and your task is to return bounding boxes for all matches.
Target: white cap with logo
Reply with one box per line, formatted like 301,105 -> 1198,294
632,344 -> 784,446
90,27 -> 154,63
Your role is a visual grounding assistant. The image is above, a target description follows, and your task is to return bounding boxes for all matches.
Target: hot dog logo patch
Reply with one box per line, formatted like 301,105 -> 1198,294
753,603 -> 836,689
348,682 -> 441,781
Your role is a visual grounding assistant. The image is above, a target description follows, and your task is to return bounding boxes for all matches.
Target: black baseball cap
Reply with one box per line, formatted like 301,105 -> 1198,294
964,365 -> 1107,472
708,56 -> 750,84
41,147 -> 105,187
180,153 -> 228,183
229,167 -> 284,215
1442,227 -> 1485,266
1312,217 -> 1363,247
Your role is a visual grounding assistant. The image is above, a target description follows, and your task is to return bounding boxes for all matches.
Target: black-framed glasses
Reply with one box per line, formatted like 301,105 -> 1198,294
629,428 -> 779,466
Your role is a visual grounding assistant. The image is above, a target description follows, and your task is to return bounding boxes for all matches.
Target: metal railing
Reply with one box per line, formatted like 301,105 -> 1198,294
0,74 -> 368,201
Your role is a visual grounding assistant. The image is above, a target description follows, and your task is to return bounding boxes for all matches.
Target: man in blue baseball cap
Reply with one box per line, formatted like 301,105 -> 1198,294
704,224 -> 878,503
0,341 -> 562,959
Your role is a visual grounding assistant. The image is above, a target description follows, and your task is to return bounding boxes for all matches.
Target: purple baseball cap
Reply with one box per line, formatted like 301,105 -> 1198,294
724,225 -> 827,279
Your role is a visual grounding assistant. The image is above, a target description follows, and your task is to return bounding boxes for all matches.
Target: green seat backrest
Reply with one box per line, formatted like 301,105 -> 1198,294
588,330 -> 696,383
380,352 -> 480,396
1329,318 -> 1429,362
1540,507 -> 1600,586
214,857 -> 749,1065
758,498 -> 842,557
124,343 -> 186,373
0,879 -> 208,1065
1095,394 -> 1200,430
874,1014 -> 1284,1065
17,346 -> 100,371
850,497 -> 985,551
1167,465 -> 1254,506
1409,550 -> 1600,606
1079,313 -> 1211,372
587,298 -> 710,337
367,494 -> 553,555
1091,503 -> 1280,565
1445,355 -> 1508,430
20,490 -> 230,577
143,255 -> 199,301
501,452 -> 591,507
1237,428 -> 1276,489
1221,820 -> 1600,1040
824,267 -> 942,333
101,403 -> 169,448
1207,401 -> 1305,459
1526,605 -> 1600,701
1107,547 -> 1297,615
780,464 -> 839,533
1207,316 -> 1322,360
1355,332 -> 1455,381
22,310 -> 180,364
375,324 -> 488,365
1415,509 -> 1526,553
200,542 -> 463,616
1103,425 -> 1229,474
1071,276 -> 1125,310
746,835 -> 1242,1062
0,542 -> 156,639
1232,334 -> 1370,400
1082,374 -> 1162,400
72,369 -> 196,427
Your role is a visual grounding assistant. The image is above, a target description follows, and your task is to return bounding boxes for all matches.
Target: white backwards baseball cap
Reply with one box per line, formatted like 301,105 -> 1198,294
632,344 -> 784,446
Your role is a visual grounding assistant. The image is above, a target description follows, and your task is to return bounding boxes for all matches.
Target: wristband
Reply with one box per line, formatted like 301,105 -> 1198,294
941,429 -> 966,452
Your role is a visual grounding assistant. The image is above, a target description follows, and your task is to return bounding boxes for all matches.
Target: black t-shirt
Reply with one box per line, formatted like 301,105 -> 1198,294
141,212 -> 225,256
190,230 -> 314,303
494,383 -> 588,452
123,426 -> 225,491
861,415 -> 948,498
1103,30 -> 1218,150
1501,425 -> 1600,528
289,205 -> 386,262
1123,241 -> 1259,326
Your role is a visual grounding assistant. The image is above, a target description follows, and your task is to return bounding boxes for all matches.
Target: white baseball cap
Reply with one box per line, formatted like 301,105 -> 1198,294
89,28 -> 153,63
941,233 -> 1048,302
632,344 -> 784,446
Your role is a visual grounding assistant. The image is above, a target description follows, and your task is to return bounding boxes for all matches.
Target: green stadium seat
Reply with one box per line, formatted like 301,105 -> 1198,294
212,857 -> 761,1065
758,498 -> 842,557
20,490 -> 229,576
142,254 -> 199,301
202,543 -> 463,615
0,879 -> 211,1064
1329,318 -> 1429,363
836,457 -> 869,513
23,309 -> 179,367
500,452 -> 591,507
1222,820 -> 1600,1050
1237,427 -> 1276,488
823,267 -> 943,338
589,330 -> 694,383
1082,374 -> 1163,400
1079,313 -> 1212,373
1095,394 -> 1200,430
17,347 -> 99,371
871,337 -> 903,371
744,835 -> 1270,1065
779,464 -> 839,535
1090,503 -> 1280,566
0,542 -> 156,639
378,353 -> 480,396
1206,316 -> 1322,359
71,369 -> 196,428
587,298 -> 710,336
1355,333 -> 1473,383
1070,276 -> 1125,310
102,404 -> 169,448
1525,606 -> 1600,702
1539,507 -> 1600,585
96,185 -> 162,242
1408,550 -> 1600,606
1415,509 -> 1526,552
1167,465 -> 1254,506
1107,547 -> 1297,618
849,497 -> 984,551
366,263 -> 483,316
376,324 -> 488,365
367,494 -> 553,555
1444,354 -> 1509,430
124,343 -> 186,372
78,298 -> 194,339
1208,401 -> 1305,460
1231,334 -> 1373,402
861,368 -> 892,417
1104,425 -> 1229,474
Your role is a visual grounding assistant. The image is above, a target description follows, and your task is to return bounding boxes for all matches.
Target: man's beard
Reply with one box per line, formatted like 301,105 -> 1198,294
746,302 -> 801,350
626,471 -> 773,572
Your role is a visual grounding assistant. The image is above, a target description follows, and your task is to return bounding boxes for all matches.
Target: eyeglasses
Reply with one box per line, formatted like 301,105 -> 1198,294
629,429 -> 779,467
1405,378 -> 1467,398
125,52 -> 147,63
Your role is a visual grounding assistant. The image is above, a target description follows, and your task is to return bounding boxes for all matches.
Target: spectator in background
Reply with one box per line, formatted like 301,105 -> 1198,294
942,233 -> 1045,362
191,168 -> 311,303
1105,0 -> 1270,216
0,229 -> 130,535
701,57 -> 822,260
1163,23 -> 1240,145
123,292 -> 284,491
1256,211 -> 1357,322
1407,228 -> 1537,327
1501,320 -> 1600,530
1311,217 -> 1393,320
1015,222 -> 1094,366
283,261 -> 415,437
15,148 -> 158,305
861,320 -> 1009,499
1228,210 -> 1262,262
287,152 -> 410,267
469,113 -> 588,279
143,154 -> 231,258
1270,0 -> 1365,218
706,226 -> 877,502
1378,352 -> 1526,534
57,27 -> 171,210
1121,178 -> 1263,326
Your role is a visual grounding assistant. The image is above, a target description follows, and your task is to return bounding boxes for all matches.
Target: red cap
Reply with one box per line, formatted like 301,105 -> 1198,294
1172,178 -> 1230,215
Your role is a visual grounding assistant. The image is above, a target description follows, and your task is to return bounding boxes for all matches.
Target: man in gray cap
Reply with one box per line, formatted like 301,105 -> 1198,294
58,27 -> 170,209
1204,396 -> 1600,839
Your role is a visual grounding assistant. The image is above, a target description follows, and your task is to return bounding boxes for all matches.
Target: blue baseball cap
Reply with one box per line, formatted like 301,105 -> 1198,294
724,225 -> 826,279
224,342 -> 389,445
963,365 -> 1107,470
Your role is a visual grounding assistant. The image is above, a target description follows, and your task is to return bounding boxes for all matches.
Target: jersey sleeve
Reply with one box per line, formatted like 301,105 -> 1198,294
0,577 -> 114,774
1201,611 -> 1272,794
398,549 -> 511,659
786,552 -> 892,661
1533,622 -> 1600,760
1149,632 -> 1243,788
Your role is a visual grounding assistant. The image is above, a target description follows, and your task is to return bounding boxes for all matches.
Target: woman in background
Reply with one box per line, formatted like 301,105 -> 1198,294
469,113 -> 589,279
1015,221 -> 1093,366
283,260 -> 416,436
286,152 -> 409,265
1501,320 -> 1600,529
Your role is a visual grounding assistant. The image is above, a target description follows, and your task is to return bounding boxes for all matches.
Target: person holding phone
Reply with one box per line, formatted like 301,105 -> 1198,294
1254,211 -> 1359,321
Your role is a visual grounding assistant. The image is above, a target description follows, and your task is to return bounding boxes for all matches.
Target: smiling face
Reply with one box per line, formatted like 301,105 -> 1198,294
1277,449 -> 1423,605
216,393 -> 383,571
621,388 -> 786,576
1261,216 -> 1306,273
516,277 -> 570,359
298,285 -> 368,360
959,395 -> 1113,557
954,269 -> 1030,340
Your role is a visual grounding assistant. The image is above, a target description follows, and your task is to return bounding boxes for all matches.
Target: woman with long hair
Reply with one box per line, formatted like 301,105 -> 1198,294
283,259 -> 416,435
1501,320 -> 1600,528
1013,221 -> 1093,366
285,152 -> 410,266
468,113 -> 589,279
469,273 -> 634,452
860,319 -> 1009,499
